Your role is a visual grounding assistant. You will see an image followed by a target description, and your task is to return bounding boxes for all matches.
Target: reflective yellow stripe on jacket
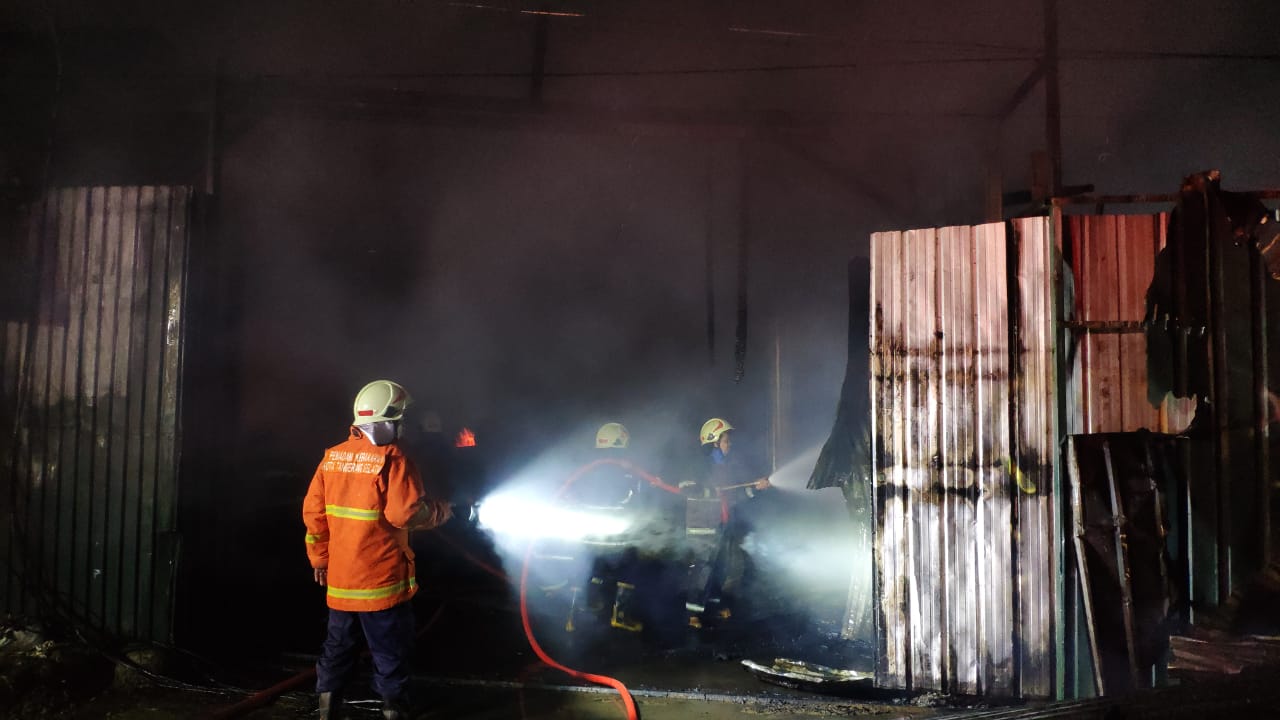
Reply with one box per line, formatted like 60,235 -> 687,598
326,578 -> 417,601
326,504 -> 381,521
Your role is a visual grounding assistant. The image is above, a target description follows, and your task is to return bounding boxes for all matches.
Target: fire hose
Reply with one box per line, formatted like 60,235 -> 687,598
204,603 -> 448,720
515,458 -> 683,720
208,462 -> 676,720
204,503 -> 481,720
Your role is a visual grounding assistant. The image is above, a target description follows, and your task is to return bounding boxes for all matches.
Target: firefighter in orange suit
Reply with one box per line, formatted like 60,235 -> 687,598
303,379 -> 452,720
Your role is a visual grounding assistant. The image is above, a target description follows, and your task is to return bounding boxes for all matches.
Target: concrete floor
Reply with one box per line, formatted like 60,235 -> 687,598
44,683 -> 939,720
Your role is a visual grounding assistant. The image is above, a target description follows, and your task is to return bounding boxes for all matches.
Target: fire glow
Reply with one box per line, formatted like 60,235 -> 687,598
455,427 -> 476,448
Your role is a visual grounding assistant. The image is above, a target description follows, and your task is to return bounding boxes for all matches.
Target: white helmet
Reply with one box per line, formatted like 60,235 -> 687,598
595,422 -> 630,449
352,380 -> 412,426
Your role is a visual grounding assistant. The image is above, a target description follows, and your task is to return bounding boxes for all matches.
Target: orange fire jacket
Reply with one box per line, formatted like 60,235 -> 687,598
303,427 -> 452,612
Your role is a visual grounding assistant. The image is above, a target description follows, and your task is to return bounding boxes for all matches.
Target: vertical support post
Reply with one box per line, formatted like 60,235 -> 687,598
869,235 -> 889,690
1142,438 -> 1173,686
1181,436 -> 1197,623
986,169 -> 1004,224
771,318 -> 782,474
1101,442 -> 1142,689
1050,201 -> 1074,699
1170,194 -> 1210,616
530,11 -> 549,103
733,141 -> 750,383
1067,438 -> 1105,695
204,59 -> 222,199
179,58 -> 227,647
1252,246 -> 1272,565
1043,0 -> 1062,197
1205,193 -> 1232,602
704,150 -> 716,367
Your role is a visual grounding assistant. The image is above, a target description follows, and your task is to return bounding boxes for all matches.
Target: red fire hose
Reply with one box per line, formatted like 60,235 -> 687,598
513,457 -> 681,720
570,457 -> 685,497
209,459 -> 672,720
205,603 -> 447,720
518,540 -> 638,720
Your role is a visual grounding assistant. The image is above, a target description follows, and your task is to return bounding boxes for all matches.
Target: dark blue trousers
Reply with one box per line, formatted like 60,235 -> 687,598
315,602 -> 415,702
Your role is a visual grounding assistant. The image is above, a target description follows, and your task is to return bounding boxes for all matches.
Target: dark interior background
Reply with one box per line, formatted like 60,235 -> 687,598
4,0 -> 1279,656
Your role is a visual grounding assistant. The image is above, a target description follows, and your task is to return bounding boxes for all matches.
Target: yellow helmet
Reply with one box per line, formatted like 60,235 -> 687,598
595,422 -> 630,449
700,418 -> 733,445
352,380 -> 412,426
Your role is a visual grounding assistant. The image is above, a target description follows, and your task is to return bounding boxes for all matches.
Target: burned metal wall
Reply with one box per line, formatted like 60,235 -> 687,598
0,186 -> 189,642
1063,207 -> 1277,612
869,218 -> 1056,698
1058,204 -> 1278,697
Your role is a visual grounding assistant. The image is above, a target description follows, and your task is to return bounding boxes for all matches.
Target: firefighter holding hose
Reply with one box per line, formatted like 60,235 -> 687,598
303,380 -> 453,720
560,422 -> 648,634
688,418 -> 771,626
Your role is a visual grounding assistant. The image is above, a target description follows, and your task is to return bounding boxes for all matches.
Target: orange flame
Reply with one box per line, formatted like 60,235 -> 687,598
455,427 -> 476,448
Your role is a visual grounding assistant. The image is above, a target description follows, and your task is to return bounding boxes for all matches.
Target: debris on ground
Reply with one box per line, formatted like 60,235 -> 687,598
740,657 -> 873,693
1171,561 -> 1280,680
0,618 -> 115,719
1171,631 -> 1280,676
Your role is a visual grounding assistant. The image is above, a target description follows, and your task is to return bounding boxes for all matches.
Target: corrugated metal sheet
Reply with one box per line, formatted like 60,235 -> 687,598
1064,213 -> 1195,434
1063,201 -> 1277,619
0,186 -> 190,642
1013,217 -> 1058,698
869,218 -> 1056,698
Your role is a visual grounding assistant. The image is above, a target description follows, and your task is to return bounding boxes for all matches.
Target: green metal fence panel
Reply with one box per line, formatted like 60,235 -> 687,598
1,186 -> 189,642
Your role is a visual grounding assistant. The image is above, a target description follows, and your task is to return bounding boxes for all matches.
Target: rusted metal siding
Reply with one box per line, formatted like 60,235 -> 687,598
1062,203 -> 1277,626
870,218 -> 1056,698
1064,213 -> 1194,435
0,186 -> 189,642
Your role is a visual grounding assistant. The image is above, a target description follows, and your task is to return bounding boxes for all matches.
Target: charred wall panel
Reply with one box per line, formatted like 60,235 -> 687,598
0,187 -> 189,642
1064,206 -> 1277,616
869,218 -> 1055,698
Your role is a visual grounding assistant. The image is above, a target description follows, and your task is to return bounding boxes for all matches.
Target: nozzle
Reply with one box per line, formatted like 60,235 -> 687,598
452,501 -> 479,524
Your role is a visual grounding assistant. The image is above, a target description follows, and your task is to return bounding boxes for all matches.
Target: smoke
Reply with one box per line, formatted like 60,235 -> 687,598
735,445 -> 873,617
739,489 -> 868,603
475,434 -> 874,634
16,0 -> 1280,663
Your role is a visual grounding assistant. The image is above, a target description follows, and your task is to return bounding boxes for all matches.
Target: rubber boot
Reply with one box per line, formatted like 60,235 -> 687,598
317,691 -> 340,719
381,698 -> 408,720
610,582 -> 643,632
